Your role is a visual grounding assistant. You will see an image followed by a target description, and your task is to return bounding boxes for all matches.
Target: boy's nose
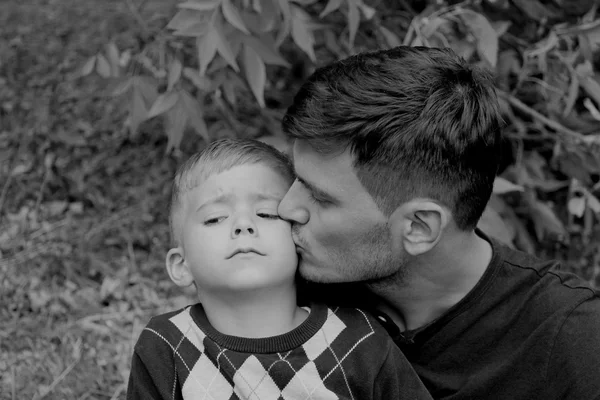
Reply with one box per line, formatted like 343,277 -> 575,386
232,215 -> 257,237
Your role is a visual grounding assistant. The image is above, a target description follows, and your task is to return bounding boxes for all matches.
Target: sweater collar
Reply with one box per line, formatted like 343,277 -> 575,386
189,302 -> 328,353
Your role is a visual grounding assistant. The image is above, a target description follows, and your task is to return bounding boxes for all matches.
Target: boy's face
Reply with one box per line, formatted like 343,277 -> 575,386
169,163 -> 297,295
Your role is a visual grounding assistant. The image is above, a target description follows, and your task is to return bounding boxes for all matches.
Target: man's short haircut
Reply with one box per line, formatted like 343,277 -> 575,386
283,46 -> 503,230
169,138 -> 294,244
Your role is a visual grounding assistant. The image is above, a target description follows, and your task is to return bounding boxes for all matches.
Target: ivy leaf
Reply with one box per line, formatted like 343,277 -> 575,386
243,44 -> 266,107
241,35 -> 289,66
174,22 -> 211,37
168,9 -> 212,36
275,0 -> 292,46
460,10 -> 498,68
168,10 -> 208,31
491,20 -> 511,37
291,5 -> 316,61
586,191 -> 600,214
529,198 -> 567,241
575,61 -> 600,106
164,100 -> 189,153
222,0 -> 250,34
183,67 -> 212,91
147,91 -> 179,119
107,76 -> 133,97
80,56 -> 96,77
493,177 -> 524,194
356,0 -> 375,20
213,21 -> 240,71
129,87 -> 148,135
177,0 -> 221,11
96,53 -> 112,78
511,0 -> 560,22
168,58 -> 183,91
379,26 -> 401,48
563,72 -> 579,117
133,76 -> 158,106
180,90 -> 210,141
197,28 -> 219,76
105,42 -> 121,77
319,0 -> 343,18
568,196 -> 586,218
478,204 -> 515,246
347,0 -> 360,48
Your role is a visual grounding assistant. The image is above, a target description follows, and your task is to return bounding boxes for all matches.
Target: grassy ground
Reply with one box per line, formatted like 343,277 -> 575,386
0,1 -> 197,398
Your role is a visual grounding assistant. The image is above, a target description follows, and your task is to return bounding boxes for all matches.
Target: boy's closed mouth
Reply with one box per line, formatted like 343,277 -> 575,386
228,248 -> 265,258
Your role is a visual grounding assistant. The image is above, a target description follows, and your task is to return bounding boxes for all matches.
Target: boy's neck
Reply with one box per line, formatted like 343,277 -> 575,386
200,285 -> 308,338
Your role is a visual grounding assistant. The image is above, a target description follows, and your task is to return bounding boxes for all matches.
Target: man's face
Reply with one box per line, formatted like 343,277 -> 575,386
179,164 -> 298,294
278,140 -> 402,284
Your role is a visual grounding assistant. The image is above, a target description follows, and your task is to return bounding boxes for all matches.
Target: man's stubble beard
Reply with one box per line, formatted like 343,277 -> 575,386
295,222 -> 408,287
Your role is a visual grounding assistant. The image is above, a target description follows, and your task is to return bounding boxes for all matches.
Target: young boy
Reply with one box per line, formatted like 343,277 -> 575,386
127,138 -> 432,400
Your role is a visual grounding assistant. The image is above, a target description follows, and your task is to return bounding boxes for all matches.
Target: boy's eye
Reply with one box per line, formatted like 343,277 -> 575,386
204,216 -> 226,225
257,212 -> 280,220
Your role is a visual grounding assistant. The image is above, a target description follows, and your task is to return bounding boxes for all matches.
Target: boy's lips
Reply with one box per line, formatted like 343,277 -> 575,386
227,248 -> 265,258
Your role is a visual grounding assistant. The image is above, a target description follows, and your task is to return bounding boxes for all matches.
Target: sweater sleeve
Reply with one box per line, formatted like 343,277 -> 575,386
126,323 -> 184,400
545,297 -> 600,400
373,339 -> 433,400
126,349 -> 167,400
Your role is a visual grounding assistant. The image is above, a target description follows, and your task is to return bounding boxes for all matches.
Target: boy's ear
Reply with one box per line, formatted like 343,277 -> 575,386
166,247 -> 194,287
389,199 -> 449,256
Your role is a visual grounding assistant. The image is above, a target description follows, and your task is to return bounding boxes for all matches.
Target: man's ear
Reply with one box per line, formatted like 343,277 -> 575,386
389,200 -> 450,256
166,247 -> 194,287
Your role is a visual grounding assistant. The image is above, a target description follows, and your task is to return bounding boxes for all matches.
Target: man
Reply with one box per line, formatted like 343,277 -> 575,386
278,46 -> 600,399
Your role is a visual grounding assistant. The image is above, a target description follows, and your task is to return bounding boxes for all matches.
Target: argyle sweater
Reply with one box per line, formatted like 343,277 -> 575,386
127,303 -> 432,400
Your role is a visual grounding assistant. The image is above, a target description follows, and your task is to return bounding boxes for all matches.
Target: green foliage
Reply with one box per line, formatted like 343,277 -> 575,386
82,0 -> 600,280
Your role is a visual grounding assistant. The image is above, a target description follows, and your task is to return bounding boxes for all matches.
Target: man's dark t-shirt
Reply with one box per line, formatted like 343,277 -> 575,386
381,232 -> 600,399
302,231 -> 600,399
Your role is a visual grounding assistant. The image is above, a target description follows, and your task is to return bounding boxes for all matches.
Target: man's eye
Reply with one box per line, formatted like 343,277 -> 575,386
257,212 -> 280,220
204,216 -> 225,225
308,192 -> 329,205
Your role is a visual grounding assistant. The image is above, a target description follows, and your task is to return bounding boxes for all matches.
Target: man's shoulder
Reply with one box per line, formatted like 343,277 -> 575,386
493,239 -> 598,300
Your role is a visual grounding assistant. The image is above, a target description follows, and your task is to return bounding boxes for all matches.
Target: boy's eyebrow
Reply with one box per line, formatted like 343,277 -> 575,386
196,192 -> 282,212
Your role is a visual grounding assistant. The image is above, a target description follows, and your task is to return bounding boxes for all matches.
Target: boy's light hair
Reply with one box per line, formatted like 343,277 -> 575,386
169,138 -> 294,245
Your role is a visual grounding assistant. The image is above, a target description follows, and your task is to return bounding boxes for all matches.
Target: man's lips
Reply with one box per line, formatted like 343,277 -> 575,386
227,248 -> 265,259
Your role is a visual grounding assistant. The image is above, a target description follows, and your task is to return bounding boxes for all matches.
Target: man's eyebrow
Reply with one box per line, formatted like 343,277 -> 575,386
296,175 -> 333,200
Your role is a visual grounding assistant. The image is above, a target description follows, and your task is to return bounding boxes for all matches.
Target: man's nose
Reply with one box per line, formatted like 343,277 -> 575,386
278,180 -> 309,225
232,214 -> 257,237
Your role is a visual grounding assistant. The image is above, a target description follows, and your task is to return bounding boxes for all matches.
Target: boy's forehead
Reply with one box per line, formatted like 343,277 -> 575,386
186,163 -> 290,202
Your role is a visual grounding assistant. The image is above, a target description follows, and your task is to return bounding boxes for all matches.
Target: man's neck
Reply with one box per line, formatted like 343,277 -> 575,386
199,286 -> 308,338
372,231 -> 493,332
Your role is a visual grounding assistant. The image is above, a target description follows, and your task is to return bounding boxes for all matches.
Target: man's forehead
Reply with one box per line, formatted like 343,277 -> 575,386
292,140 -> 367,197
292,140 -> 354,176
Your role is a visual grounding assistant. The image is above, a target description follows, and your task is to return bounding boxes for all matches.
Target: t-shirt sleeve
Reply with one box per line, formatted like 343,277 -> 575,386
545,297 -> 600,400
373,339 -> 433,400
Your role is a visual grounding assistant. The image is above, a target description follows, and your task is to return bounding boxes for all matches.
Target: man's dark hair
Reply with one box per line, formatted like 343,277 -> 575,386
283,46 -> 503,230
